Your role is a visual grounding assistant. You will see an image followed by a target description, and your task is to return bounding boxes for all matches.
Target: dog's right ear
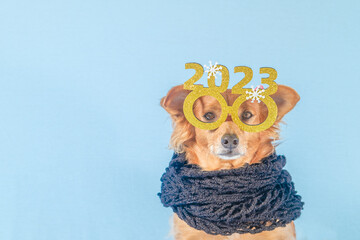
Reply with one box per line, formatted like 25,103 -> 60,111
161,85 -> 190,119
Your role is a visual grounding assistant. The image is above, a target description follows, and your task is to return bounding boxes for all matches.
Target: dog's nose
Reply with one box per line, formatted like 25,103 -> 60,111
221,134 -> 239,149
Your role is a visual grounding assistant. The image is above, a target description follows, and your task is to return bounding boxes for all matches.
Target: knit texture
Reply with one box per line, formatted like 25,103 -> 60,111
158,152 -> 304,236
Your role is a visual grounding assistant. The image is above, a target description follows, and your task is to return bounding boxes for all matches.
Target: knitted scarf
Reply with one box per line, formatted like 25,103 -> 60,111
158,152 -> 304,236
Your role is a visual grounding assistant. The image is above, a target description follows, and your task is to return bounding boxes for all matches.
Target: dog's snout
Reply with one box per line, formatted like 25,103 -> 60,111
221,134 -> 239,149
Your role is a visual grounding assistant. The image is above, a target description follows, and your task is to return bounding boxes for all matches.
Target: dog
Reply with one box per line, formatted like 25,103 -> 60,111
161,84 -> 300,240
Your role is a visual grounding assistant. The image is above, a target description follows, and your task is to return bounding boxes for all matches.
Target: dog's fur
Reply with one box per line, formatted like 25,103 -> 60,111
161,85 -> 300,240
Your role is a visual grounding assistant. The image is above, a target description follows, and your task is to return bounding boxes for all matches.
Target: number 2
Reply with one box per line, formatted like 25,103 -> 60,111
183,63 -> 204,90
231,66 -> 253,94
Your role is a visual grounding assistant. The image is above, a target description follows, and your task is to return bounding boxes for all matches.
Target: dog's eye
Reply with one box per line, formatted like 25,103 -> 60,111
203,112 -> 216,121
242,111 -> 253,120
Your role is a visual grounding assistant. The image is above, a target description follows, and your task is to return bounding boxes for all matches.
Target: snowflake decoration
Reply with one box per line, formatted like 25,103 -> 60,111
204,61 -> 222,79
246,85 -> 265,103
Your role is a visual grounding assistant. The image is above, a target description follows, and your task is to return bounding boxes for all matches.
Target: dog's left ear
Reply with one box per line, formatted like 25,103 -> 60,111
271,85 -> 300,121
160,85 -> 190,119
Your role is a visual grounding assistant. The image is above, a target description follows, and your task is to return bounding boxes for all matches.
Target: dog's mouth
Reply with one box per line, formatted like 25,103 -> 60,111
209,145 -> 246,161
216,149 -> 244,160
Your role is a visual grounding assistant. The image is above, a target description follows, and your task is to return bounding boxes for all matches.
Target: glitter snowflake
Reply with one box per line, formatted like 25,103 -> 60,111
246,85 -> 265,103
204,61 -> 222,79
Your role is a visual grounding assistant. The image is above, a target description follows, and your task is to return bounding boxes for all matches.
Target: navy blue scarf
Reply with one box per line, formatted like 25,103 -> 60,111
158,152 -> 304,235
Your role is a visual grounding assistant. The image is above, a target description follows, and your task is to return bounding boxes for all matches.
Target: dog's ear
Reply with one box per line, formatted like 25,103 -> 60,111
271,85 -> 300,121
161,85 -> 191,119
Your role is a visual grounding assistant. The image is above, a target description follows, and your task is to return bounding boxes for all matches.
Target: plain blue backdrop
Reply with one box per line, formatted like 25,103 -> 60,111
0,0 -> 359,239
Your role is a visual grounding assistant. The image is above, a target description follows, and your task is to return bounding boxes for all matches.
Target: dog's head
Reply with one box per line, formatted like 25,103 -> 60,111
161,85 -> 300,170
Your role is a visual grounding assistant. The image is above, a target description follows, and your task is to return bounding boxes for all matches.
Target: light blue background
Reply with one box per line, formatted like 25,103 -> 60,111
0,0 -> 359,239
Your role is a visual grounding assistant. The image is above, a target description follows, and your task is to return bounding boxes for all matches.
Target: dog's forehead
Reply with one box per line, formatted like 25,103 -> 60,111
195,89 -> 261,111
199,95 -> 221,104
221,89 -> 240,106
195,90 -> 240,105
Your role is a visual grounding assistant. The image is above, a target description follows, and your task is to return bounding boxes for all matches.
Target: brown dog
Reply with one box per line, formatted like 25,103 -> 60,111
161,84 -> 300,240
